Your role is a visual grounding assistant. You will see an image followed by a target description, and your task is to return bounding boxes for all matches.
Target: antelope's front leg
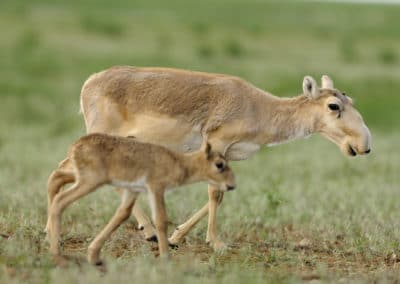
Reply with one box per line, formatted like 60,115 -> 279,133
206,184 -> 226,250
116,187 -> 157,241
168,202 -> 209,246
168,186 -> 226,251
131,203 -> 157,241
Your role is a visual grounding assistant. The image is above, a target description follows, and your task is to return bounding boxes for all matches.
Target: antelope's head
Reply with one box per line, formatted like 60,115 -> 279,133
302,75 -> 372,157
199,143 -> 236,191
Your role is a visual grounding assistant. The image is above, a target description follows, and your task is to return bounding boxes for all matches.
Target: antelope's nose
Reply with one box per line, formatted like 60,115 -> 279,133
365,149 -> 371,154
227,185 -> 236,191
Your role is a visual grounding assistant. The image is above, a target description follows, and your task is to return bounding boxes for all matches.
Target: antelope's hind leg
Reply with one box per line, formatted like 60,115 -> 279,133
116,187 -> 157,242
88,189 -> 138,266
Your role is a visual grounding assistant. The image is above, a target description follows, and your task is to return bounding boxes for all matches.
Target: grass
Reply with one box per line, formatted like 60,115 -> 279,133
1,0 -> 400,283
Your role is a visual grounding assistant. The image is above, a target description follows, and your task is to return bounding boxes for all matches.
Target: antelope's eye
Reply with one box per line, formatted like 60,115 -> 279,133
328,104 -> 340,111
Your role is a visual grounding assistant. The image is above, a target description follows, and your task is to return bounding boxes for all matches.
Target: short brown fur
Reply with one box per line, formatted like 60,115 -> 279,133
46,133 -> 235,263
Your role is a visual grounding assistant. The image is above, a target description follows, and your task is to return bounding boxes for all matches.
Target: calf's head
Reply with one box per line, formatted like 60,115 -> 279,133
199,143 -> 236,191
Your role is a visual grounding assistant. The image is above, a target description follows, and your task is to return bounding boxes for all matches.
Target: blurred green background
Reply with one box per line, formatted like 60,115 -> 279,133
1,1 -> 399,283
1,0 -> 399,132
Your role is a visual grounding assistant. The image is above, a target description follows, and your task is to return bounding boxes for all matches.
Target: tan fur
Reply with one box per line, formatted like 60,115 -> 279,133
79,66 -> 372,249
46,133 -> 235,263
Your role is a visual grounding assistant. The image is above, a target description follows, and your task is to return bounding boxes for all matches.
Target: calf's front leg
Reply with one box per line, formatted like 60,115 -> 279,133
88,189 -> 138,265
148,188 -> 169,258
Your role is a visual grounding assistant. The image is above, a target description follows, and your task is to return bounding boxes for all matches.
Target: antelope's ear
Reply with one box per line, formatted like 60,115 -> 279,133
303,76 -> 320,99
321,75 -> 334,89
204,143 -> 212,160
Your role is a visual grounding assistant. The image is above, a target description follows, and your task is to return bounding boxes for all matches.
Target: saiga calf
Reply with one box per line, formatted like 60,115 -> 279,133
46,133 -> 235,264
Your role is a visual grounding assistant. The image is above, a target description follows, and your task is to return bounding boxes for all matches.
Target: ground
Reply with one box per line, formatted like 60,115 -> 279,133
0,1 -> 399,283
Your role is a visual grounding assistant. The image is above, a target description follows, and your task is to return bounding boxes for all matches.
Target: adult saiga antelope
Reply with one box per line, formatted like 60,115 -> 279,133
80,66 -> 372,250
47,134 -> 235,263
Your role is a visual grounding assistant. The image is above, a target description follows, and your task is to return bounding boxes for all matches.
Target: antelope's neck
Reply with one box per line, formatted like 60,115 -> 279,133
257,94 -> 318,146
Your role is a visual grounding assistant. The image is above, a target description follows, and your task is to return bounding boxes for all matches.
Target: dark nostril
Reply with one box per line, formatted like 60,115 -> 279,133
365,149 -> 371,154
227,185 -> 235,191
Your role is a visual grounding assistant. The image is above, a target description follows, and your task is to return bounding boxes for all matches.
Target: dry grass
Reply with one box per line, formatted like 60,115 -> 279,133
1,0 -> 400,283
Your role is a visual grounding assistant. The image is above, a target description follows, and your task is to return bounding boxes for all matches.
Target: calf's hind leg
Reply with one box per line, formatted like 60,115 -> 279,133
88,189 -> 138,265
48,180 -> 99,257
45,170 -> 75,234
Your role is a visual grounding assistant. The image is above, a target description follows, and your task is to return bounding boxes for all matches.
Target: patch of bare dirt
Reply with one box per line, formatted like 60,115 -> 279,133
53,222 -> 400,278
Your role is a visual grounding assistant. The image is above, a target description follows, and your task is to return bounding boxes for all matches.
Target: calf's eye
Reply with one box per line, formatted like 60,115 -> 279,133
215,162 -> 225,171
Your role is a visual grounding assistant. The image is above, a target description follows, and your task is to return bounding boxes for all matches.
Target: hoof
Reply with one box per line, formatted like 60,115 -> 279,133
169,242 -> 179,250
146,235 -> 158,243
168,227 -> 184,245
139,223 -> 157,241
94,260 -> 107,273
